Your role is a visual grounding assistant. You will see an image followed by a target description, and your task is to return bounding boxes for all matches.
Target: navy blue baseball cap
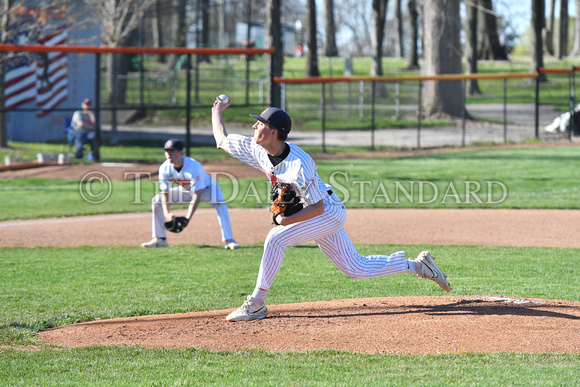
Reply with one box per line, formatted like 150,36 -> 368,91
250,107 -> 292,133
163,139 -> 183,151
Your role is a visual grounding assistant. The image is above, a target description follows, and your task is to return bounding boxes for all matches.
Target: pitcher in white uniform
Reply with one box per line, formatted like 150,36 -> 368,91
141,139 -> 240,250
211,99 -> 451,322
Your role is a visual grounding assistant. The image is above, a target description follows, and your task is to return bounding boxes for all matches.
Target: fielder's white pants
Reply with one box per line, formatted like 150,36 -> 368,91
255,193 -> 411,291
151,181 -> 233,241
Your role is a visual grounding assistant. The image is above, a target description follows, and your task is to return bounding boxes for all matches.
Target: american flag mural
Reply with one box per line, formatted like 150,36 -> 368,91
4,25 -> 68,117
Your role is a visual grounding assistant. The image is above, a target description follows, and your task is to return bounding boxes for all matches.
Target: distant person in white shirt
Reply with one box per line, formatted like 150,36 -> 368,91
141,138 -> 240,250
71,98 -> 96,160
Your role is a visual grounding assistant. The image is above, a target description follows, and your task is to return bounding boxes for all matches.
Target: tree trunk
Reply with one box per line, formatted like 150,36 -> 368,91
570,0 -> 580,56
370,0 -> 388,97
306,0 -> 320,76
394,0 -> 403,58
370,0 -> 388,76
407,0 -> 419,69
530,0 -> 547,81
199,0 -> 210,63
466,0 -> 481,95
266,0 -> 283,107
323,0 -> 339,57
167,0 -> 186,70
152,0 -> 166,63
477,0 -> 506,60
559,0 -> 569,58
422,0 -> 462,117
545,0 -> 555,56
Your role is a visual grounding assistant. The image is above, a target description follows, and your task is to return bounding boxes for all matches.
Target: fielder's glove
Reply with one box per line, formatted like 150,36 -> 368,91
270,182 -> 303,225
164,216 -> 189,233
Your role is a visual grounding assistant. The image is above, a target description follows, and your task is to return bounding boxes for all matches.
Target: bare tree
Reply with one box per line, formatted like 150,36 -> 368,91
466,0 -> 481,95
570,0 -> 580,56
266,0 -> 283,106
530,0 -> 546,80
370,0 -> 388,77
394,0 -> 403,58
545,0 -> 555,56
559,0 -> 569,58
323,0 -> 339,57
335,0 -> 371,56
422,0 -> 462,117
477,0 -> 506,60
91,0 -> 155,104
166,0 -> 186,69
151,0 -> 167,63
199,0 -> 210,63
407,0 -> 419,69
306,0 -> 320,76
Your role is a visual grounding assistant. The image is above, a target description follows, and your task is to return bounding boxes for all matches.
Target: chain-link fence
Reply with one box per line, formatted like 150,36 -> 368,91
2,41 -> 578,159
277,70 -> 579,151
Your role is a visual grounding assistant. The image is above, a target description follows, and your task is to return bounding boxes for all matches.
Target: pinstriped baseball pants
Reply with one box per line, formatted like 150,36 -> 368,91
255,194 -> 410,291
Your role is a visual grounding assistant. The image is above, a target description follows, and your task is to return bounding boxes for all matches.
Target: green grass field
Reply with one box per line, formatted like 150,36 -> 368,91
1,145 -> 579,221
1,144 -> 579,385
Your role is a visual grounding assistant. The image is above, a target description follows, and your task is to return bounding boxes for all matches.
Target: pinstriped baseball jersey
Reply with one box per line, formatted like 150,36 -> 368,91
158,156 -> 211,192
225,134 -> 329,205
224,133 -> 412,292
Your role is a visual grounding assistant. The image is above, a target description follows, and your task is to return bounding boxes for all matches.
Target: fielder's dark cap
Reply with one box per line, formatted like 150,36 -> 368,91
163,139 -> 183,151
82,98 -> 91,105
250,107 -> 292,133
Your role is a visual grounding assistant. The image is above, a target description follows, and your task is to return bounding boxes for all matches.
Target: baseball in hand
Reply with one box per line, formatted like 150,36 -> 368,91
218,94 -> 229,104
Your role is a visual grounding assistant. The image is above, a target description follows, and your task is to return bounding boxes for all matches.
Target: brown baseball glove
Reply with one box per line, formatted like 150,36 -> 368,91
270,182 -> 303,225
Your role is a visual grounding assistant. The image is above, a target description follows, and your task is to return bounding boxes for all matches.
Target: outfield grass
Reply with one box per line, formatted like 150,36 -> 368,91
1,145 -> 579,221
0,243 -> 579,385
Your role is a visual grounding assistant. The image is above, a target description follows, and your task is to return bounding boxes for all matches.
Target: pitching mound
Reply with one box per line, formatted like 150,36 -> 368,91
39,296 -> 580,354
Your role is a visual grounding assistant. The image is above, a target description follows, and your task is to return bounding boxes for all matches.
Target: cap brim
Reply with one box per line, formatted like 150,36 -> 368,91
249,114 -> 268,124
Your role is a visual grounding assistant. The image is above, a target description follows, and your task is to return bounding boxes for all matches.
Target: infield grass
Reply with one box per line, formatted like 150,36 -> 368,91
0,243 -> 579,385
1,145 -> 579,221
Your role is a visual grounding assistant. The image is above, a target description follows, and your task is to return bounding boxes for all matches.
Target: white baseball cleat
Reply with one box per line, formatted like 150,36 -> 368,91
226,295 -> 268,322
224,239 -> 241,250
141,238 -> 168,248
414,251 -> 452,293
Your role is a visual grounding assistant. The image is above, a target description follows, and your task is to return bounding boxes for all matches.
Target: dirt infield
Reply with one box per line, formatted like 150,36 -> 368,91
3,162 -> 580,353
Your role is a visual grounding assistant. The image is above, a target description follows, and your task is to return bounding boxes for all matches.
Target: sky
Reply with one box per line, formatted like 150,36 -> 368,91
495,0 -> 577,35
331,0 -> 578,49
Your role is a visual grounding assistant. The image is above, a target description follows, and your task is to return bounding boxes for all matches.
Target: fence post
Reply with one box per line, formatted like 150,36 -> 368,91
417,81 -> 422,149
503,78 -> 507,143
461,78 -> 466,147
139,53 -> 145,116
359,80 -> 364,119
569,67 -> 575,141
348,82 -> 352,119
259,80 -> 264,106
94,53 -> 101,162
111,63 -> 118,146
371,81 -> 376,151
321,83 -> 326,153
185,54 -> 192,157
535,67 -> 540,138
395,82 -> 400,120
281,83 -> 286,111
194,53 -> 200,104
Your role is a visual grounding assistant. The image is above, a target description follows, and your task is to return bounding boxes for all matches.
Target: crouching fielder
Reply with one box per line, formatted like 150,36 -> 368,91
141,138 -> 240,250
211,99 -> 451,322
